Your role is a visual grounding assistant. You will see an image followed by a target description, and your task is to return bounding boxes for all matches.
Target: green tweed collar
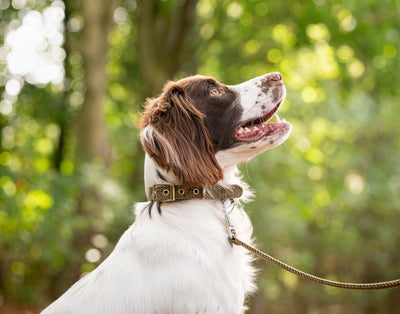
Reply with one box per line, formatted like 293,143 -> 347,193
148,184 -> 243,202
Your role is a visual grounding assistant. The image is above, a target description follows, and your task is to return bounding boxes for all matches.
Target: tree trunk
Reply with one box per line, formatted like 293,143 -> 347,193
76,0 -> 118,164
69,0 -> 119,284
137,0 -> 199,96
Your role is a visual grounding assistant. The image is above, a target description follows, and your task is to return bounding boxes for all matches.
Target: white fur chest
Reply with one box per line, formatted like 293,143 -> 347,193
43,200 -> 256,314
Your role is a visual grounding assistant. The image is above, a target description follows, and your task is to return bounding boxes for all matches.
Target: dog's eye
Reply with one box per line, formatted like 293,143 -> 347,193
210,88 -> 220,96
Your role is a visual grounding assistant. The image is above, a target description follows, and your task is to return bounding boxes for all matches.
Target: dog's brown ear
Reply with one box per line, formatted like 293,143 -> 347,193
140,81 -> 223,186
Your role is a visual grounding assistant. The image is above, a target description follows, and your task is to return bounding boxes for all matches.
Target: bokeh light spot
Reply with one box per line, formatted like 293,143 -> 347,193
297,137 -> 311,152
85,248 -> 101,263
308,166 -> 323,181
301,86 -> 317,103
0,0 -> 10,10
197,0 -> 214,19
267,48 -> 281,63
226,2 -> 243,19
0,100 -> 13,115
347,59 -> 365,78
336,45 -> 354,63
383,45 -> 397,59
1,176 -> 17,196
245,39 -> 260,55
24,190 -> 54,209
306,147 -> 324,163
60,160 -> 74,175
5,78 -> 23,96
11,261 -> 25,275
91,234 -> 108,249
306,23 -> 330,41
33,158 -> 50,173
345,173 -> 365,195
337,9 -> 357,32
34,138 -> 54,155
200,23 -> 215,39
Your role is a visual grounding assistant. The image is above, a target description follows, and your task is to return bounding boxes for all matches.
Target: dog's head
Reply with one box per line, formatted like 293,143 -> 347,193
140,72 -> 292,186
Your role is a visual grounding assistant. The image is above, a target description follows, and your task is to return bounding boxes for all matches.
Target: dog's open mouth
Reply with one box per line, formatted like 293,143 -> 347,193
235,102 -> 289,143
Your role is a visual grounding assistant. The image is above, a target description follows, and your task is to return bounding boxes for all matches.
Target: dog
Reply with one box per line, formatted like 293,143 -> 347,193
42,72 -> 291,313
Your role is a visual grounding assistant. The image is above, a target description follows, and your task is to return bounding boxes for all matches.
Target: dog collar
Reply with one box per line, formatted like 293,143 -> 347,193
148,184 -> 243,202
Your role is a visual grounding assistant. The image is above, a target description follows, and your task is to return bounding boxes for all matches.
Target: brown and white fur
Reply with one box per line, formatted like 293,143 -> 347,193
42,72 -> 291,313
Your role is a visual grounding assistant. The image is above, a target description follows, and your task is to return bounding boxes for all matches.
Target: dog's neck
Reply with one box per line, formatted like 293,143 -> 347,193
143,154 -> 245,201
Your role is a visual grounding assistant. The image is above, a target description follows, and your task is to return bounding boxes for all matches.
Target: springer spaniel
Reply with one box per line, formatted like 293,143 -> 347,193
43,72 -> 291,313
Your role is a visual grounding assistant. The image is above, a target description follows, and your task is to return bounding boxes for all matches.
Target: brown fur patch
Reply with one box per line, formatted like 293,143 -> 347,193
140,81 -> 223,186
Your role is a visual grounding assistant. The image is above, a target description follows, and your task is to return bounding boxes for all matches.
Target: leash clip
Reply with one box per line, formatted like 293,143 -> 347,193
224,199 -> 237,240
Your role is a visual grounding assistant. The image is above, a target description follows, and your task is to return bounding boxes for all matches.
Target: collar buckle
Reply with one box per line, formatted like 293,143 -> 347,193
150,184 -> 175,202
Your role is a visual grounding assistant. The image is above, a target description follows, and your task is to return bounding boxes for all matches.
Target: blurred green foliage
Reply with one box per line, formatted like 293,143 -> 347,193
0,0 -> 399,312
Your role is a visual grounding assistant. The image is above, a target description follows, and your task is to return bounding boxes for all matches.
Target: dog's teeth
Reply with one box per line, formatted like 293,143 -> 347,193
275,114 -> 281,123
244,127 -> 250,133
238,127 -> 244,134
253,126 -> 259,131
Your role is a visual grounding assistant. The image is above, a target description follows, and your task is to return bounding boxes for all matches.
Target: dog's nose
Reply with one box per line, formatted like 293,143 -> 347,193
269,72 -> 282,81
